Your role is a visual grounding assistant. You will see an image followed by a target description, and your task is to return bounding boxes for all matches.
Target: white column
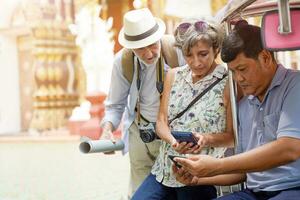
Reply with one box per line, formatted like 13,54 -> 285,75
54,0 -> 63,22
0,35 -> 21,134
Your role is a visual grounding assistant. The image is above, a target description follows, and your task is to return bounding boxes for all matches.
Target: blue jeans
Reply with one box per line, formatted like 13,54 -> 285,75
131,173 -> 217,200
216,188 -> 300,200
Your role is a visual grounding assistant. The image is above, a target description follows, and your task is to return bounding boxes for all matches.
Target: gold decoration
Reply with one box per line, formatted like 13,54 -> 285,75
211,0 -> 228,16
36,66 -> 48,82
26,0 -> 80,132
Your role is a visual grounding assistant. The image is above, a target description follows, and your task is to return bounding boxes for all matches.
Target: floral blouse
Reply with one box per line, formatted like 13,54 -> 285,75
151,64 -> 228,187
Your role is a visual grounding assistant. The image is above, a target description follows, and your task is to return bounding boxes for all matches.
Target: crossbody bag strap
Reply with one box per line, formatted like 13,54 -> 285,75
168,73 -> 228,125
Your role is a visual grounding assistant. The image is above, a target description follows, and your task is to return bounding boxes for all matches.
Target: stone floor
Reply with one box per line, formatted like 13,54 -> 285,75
0,137 -> 130,200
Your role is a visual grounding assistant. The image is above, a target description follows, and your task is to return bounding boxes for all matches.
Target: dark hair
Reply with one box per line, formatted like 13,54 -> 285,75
221,21 -> 265,63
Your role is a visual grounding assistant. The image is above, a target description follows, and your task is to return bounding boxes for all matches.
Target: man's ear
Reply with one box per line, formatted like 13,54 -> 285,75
258,49 -> 273,67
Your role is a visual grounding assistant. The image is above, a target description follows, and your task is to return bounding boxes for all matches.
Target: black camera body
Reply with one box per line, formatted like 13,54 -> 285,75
139,122 -> 159,143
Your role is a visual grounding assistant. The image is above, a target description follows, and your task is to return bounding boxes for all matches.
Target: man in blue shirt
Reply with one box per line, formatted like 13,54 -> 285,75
173,21 -> 300,199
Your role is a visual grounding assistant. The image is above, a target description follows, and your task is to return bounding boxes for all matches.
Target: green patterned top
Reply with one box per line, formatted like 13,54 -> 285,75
151,64 -> 228,187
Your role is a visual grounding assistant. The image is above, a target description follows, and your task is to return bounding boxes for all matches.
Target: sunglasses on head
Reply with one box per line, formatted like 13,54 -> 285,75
177,21 -> 209,34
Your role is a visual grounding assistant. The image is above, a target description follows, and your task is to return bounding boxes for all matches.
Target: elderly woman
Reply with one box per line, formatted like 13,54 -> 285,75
132,18 -> 234,200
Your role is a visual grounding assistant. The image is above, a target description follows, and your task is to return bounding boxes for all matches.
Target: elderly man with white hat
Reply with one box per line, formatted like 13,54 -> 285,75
100,8 -> 185,198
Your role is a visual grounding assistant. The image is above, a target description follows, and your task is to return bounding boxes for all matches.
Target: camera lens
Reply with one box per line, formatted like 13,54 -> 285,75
140,130 -> 155,143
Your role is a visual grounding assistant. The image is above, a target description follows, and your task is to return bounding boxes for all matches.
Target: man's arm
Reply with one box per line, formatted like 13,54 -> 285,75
195,173 -> 246,186
173,164 -> 246,186
176,137 -> 300,177
101,51 -> 131,137
218,137 -> 300,174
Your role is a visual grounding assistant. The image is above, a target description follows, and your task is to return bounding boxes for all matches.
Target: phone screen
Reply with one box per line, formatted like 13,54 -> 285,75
171,131 -> 198,145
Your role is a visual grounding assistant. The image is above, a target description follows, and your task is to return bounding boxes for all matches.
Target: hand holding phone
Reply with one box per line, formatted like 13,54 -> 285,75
168,155 -> 186,168
171,131 -> 198,145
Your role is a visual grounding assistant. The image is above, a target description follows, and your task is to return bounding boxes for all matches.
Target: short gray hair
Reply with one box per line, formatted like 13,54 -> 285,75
174,18 -> 224,56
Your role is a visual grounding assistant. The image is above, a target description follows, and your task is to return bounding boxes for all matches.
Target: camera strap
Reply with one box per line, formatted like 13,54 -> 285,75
136,54 -> 164,126
168,73 -> 227,125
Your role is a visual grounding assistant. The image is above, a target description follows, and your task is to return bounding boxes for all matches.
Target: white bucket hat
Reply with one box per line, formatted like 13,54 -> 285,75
118,8 -> 166,49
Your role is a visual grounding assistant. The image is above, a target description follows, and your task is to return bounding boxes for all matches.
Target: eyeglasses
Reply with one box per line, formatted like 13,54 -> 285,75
177,21 -> 209,34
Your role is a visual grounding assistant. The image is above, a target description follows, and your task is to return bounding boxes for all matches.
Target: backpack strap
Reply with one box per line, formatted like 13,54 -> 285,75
121,48 -> 134,83
121,34 -> 179,84
161,34 -> 179,68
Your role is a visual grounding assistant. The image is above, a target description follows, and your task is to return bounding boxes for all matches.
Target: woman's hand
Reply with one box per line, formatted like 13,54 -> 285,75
170,132 -> 209,154
192,133 -> 209,153
171,140 -> 200,154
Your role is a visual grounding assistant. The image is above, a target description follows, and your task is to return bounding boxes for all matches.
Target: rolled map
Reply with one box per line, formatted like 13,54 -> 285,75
79,139 -> 124,153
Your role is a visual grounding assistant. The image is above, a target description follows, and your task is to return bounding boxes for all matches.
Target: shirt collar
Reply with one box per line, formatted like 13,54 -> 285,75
267,64 -> 287,91
247,64 -> 287,104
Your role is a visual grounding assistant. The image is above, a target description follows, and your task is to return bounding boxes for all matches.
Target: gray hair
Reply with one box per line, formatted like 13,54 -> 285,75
174,18 -> 224,56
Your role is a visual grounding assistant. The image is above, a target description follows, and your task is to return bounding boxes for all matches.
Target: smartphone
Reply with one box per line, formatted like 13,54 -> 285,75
168,155 -> 186,168
171,131 -> 198,145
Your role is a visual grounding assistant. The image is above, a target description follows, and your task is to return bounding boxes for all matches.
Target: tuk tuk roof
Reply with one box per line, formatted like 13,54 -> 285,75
215,0 -> 300,22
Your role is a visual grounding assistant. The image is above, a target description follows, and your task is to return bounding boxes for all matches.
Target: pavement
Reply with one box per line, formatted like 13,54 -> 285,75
0,135 -> 130,200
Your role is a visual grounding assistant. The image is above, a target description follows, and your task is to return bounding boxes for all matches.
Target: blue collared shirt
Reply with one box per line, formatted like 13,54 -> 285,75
101,48 -> 185,153
237,65 -> 300,191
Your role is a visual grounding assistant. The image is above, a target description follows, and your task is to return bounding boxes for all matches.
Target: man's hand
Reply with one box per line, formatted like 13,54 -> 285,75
172,164 -> 199,185
100,122 -> 116,154
174,155 -> 221,177
101,128 -> 115,141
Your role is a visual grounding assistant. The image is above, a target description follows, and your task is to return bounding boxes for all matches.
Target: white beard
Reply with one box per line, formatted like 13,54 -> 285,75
135,54 -> 160,67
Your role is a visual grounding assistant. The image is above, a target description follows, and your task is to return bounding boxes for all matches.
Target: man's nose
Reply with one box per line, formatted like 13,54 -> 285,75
144,48 -> 154,58
235,72 -> 245,82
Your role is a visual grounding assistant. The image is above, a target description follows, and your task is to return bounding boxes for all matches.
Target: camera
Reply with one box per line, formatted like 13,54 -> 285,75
139,122 -> 159,143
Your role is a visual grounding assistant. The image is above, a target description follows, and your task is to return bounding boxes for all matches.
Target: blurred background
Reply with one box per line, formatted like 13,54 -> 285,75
0,0 -> 299,199
0,0 -> 224,136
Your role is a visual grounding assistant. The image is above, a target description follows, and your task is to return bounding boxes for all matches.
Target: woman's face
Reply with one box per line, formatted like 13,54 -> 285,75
184,40 -> 217,80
